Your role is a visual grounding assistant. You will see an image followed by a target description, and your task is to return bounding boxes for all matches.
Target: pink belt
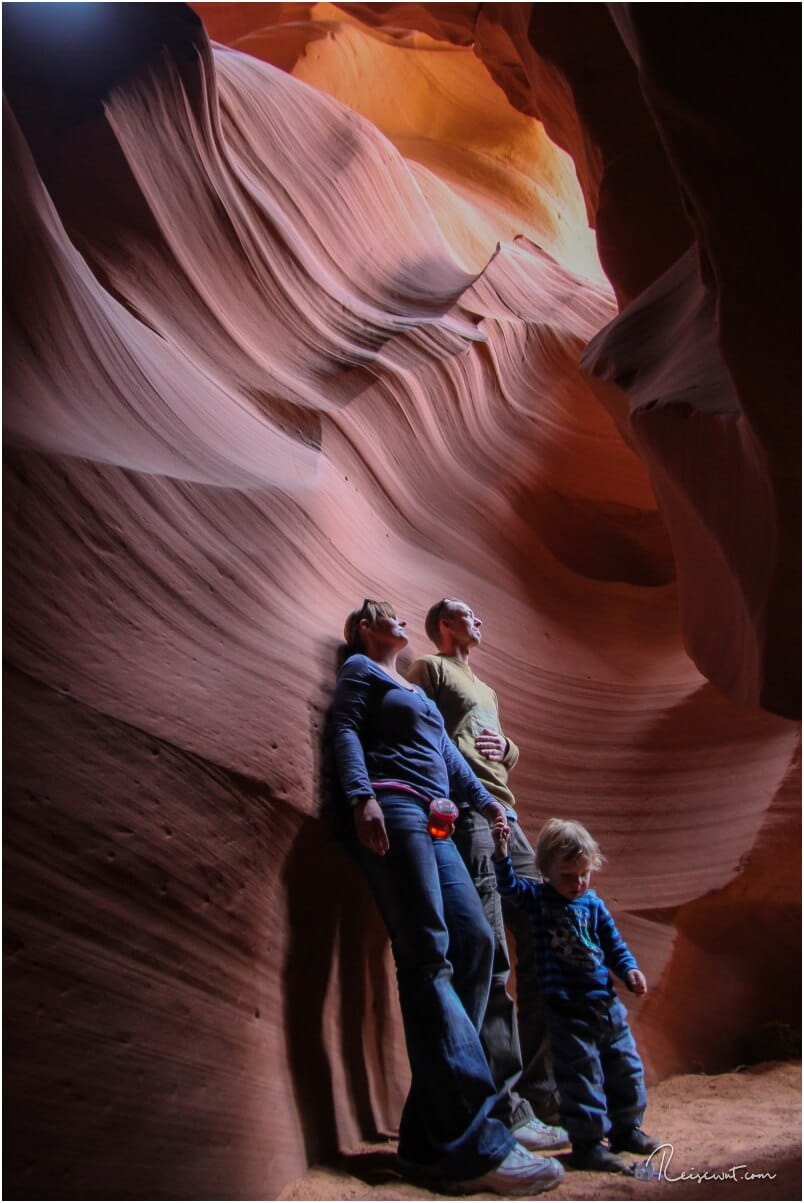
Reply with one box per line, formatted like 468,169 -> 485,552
371,779 -> 433,803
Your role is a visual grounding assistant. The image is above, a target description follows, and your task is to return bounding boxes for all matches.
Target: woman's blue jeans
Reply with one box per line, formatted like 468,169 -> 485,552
357,793 -> 515,1179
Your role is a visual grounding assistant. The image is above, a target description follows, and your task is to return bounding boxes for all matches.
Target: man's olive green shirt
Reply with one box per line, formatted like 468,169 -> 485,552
406,654 -> 519,813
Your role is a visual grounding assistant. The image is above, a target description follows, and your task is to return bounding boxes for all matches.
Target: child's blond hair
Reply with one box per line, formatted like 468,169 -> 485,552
536,818 -> 605,875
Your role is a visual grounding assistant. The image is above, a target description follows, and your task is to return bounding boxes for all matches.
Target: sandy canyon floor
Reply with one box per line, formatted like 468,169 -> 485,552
279,1062 -> 800,1202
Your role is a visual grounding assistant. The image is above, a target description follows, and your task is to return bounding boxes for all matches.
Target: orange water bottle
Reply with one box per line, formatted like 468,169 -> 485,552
428,798 -> 459,839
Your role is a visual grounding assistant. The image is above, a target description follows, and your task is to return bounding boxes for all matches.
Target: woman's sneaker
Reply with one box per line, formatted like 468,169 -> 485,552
609,1127 -> 661,1155
514,1117 -> 570,1150
448,1142 -> 564,1195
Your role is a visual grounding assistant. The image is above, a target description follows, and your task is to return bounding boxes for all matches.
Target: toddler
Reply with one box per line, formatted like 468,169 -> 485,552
492,816 -> 660,1173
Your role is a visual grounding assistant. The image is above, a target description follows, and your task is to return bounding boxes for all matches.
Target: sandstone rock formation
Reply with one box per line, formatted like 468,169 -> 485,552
4,3 -> 799,1198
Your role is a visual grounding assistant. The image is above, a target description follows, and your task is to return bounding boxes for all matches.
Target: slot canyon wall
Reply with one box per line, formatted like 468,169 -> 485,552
3,3 -> 800,1199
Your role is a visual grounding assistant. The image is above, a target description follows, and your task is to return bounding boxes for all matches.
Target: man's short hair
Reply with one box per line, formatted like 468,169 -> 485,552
425,598 -> 462,645
343,598 -> 396,653
536,818 -> 605,875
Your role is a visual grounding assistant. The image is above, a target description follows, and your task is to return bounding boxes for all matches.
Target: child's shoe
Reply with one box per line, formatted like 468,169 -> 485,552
609,1127 -> 661,1155
569,1140 -> 628,1173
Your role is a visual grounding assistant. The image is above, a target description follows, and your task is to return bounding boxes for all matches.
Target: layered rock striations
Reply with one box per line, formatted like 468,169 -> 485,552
4,3 -> 799,1198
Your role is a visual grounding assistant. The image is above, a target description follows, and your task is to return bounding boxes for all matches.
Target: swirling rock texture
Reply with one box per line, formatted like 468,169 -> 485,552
4,3 -> 799,1199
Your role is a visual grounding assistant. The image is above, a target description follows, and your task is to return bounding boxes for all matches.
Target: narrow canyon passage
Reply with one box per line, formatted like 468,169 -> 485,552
4,4 -> 799,1199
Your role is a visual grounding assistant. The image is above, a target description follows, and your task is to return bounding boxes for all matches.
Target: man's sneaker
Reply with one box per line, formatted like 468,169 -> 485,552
609,1127 -> 661,1155
448,1142 -> 564,1195
569,1140 -> 628,1173
514,1117 -> 570,1150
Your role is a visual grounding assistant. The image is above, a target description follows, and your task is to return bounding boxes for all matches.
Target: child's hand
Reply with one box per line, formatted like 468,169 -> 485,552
491,819 -> 510,859
626,969 -> 647,996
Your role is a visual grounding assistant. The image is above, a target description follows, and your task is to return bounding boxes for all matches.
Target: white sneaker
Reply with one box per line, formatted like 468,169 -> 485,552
514,1117 -> 570,1151
448,1142 -> 564,1195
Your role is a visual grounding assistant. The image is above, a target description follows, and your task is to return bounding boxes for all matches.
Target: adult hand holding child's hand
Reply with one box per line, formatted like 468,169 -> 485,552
491,815 -> 510,859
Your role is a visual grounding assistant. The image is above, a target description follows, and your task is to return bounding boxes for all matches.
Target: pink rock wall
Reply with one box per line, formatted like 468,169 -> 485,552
4,4 -> 799,1198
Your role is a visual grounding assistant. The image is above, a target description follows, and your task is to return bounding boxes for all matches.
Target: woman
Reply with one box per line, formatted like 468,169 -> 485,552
331,599 -> 563,1195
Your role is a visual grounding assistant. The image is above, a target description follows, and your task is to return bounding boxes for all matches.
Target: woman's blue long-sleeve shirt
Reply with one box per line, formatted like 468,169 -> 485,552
332,653 -> 497,812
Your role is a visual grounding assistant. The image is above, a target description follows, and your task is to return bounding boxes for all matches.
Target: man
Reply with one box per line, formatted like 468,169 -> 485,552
406,599 -> 564,1152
